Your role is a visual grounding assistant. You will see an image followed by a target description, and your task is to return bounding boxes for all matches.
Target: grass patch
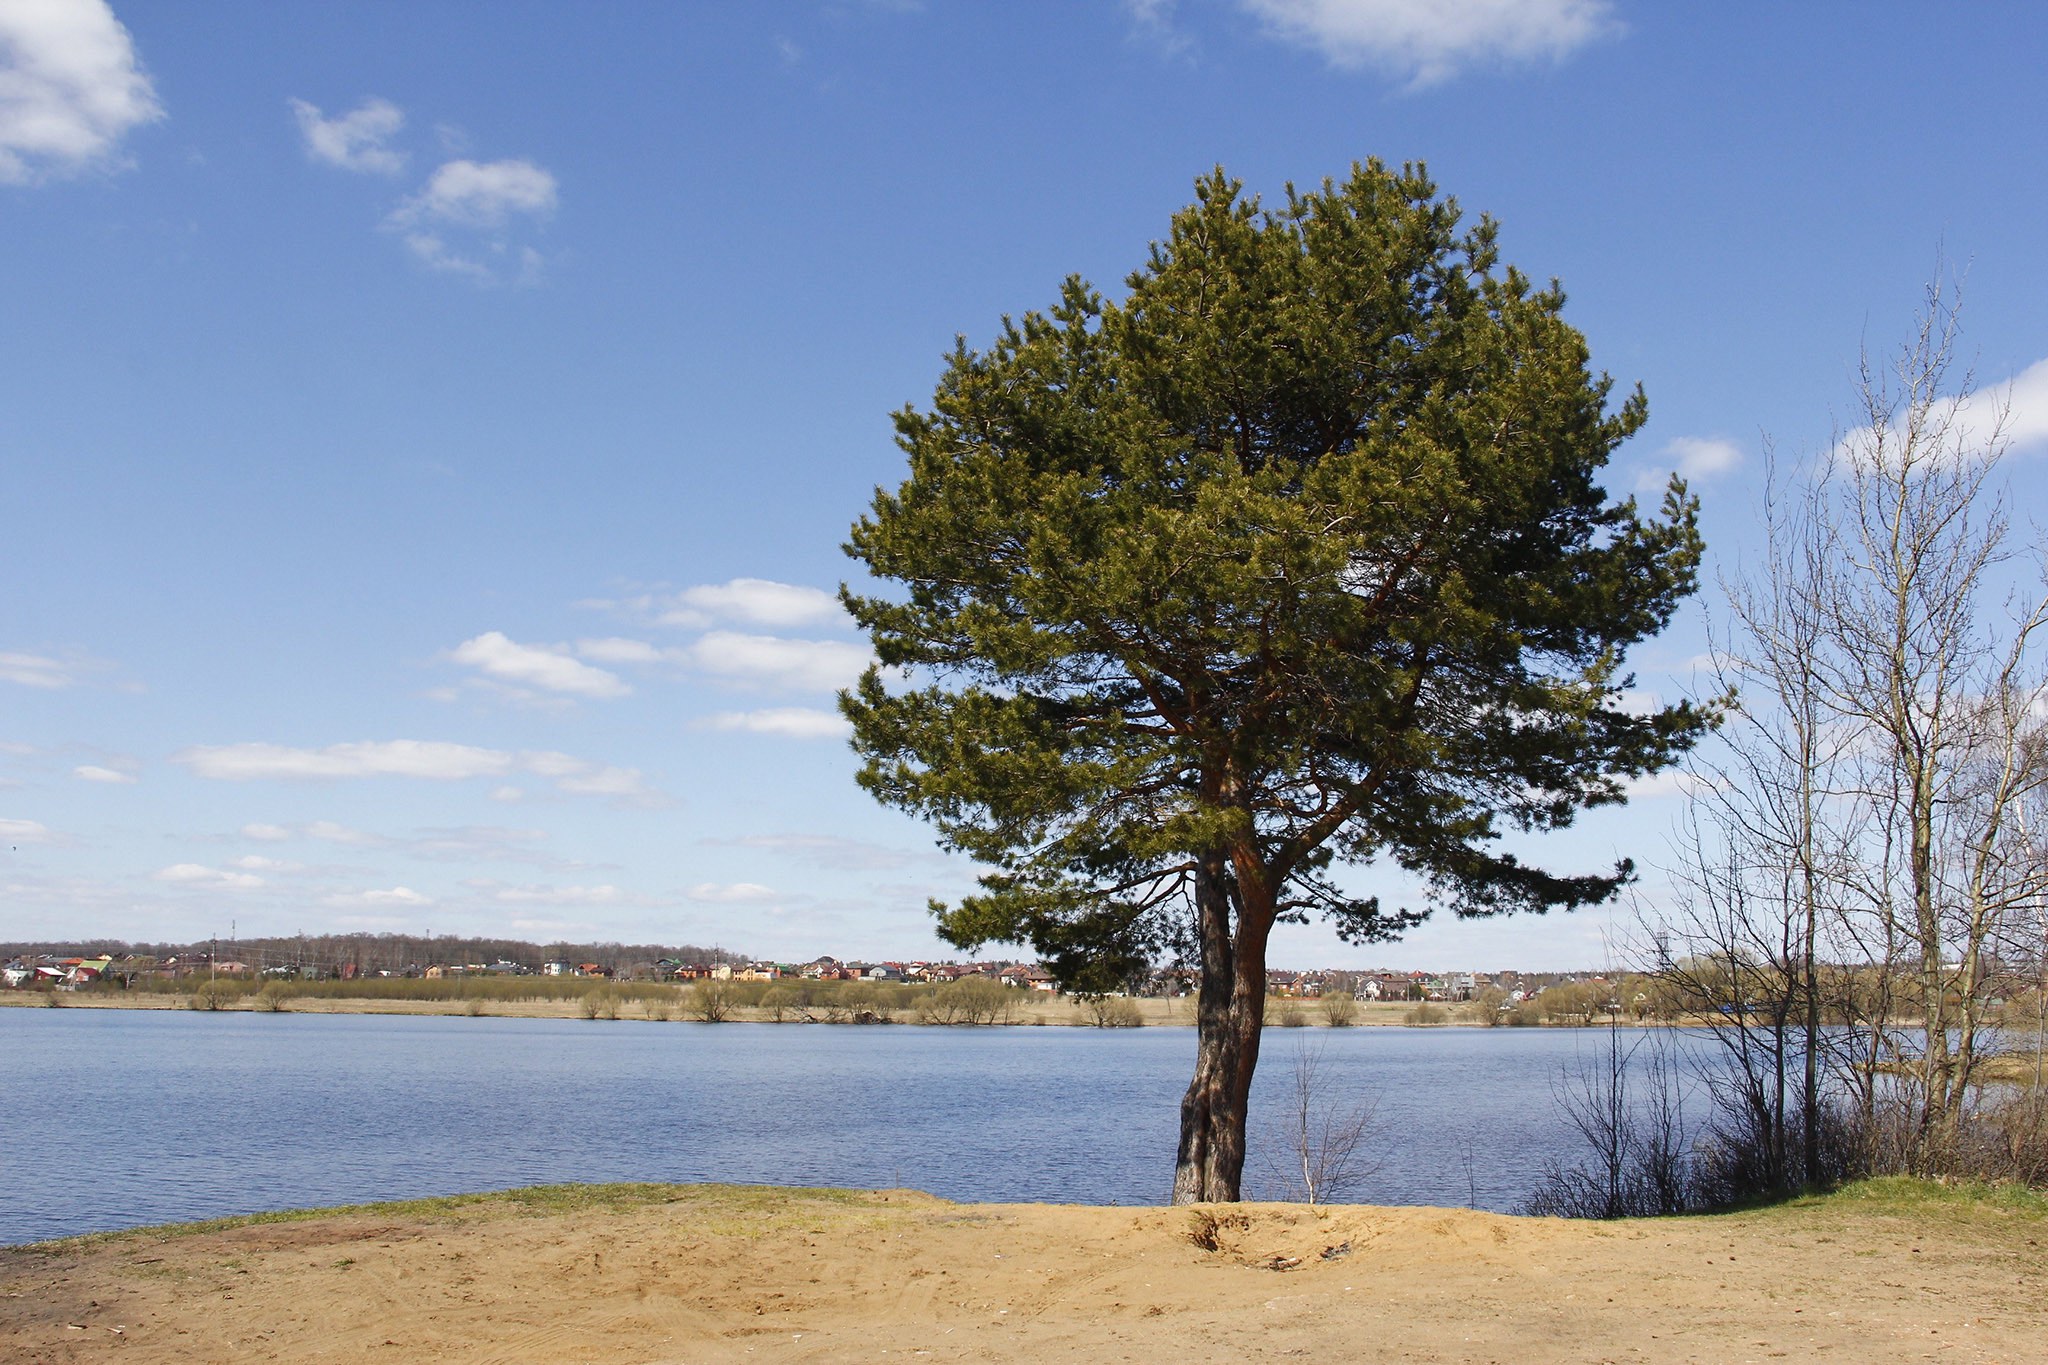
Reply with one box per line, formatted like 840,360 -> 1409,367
16,1182 -> 903,1255
1788,1176 -> 2048,1219
1704,1176 -> 2048,1232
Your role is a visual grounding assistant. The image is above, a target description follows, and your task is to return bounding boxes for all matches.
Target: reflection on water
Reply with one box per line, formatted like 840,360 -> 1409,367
2,1008 -> 1705,1244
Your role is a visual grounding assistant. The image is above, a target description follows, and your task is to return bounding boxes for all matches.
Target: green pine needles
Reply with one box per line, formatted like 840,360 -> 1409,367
841,161 -> 1709,1202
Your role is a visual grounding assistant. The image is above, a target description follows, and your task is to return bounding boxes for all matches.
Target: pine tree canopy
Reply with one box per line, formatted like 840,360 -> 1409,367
842,162 -> 1709,990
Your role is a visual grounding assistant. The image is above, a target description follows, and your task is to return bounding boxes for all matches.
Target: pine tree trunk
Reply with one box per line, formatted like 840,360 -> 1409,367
1172,857 -> 1267,1204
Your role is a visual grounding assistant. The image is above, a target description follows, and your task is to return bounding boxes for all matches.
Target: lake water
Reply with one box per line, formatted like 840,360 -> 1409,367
1,1008 -> 1699,1245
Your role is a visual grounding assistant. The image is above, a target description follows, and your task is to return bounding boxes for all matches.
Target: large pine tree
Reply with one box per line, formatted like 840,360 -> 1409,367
842,163 -> 1709,1203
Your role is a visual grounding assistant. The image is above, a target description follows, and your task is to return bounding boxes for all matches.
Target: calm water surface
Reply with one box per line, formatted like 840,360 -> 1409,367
2,1009 -> 1688,1244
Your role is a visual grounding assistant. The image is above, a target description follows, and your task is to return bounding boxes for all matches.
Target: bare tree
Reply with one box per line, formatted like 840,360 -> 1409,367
1259,1038 -> 1376,1206
1818,281 -> 2048,1162
1650,277 -> 2048,1188
1526,1022 -> 1695,1218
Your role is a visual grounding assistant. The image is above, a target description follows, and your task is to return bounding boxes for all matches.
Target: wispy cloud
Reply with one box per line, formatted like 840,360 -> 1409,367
700,707 -> 851,740
72,763 -> 136,784
667,579 -> 846,630
0,817 -> 56,845
322,886 -> 433,908
293,93 -> 557,285
1634,435 -> 1745,493
1833,353 -> 2048,471
289,95 -> 406,174
589,578 -> 848,631
447,631 -> 630,703
0,0 -> 162,184
706,832 -> 929,872
688,881 -> 779,903
233,820 -> 568,867
684,631 -> 871,693
398,157 -> 556,227
388,157 -> 557,282
573,579 -> 866,693
0,648 -> 104,689
1139,0 -> 1615,87
153,862 -> 263,890
1622,769 -> 1707,801
304,819 -> 382,846
181,739 -> 512,782
174,740 -> 664,806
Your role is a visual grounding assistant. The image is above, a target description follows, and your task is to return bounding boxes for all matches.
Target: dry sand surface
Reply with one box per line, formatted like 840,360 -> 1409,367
5,1181 -> 2044,1364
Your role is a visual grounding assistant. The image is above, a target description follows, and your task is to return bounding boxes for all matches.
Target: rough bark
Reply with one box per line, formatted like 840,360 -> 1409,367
1172,857 -> 1268,1204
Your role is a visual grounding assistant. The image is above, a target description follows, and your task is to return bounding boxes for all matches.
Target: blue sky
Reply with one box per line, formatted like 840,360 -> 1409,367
4,0 -> 2045,968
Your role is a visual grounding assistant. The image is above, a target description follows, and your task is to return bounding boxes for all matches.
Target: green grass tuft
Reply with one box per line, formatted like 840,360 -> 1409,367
15,1182 -> 900,1254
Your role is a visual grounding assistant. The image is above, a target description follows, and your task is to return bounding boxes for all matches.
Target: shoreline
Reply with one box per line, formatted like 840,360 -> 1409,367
1,991 -> 1660,1028
5,1179 -> 2042,1362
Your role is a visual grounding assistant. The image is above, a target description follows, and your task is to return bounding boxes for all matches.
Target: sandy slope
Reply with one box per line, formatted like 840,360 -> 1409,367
4,1183 -> 2043,1364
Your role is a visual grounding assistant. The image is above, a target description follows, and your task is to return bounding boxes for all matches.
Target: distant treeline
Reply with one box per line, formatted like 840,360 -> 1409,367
0,932 -> 752,978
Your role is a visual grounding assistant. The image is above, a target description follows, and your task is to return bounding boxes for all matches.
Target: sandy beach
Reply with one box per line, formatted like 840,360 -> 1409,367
5,1180 -> 2042,1364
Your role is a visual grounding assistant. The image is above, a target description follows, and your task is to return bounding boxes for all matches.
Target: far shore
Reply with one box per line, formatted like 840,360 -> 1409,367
9,993 -> 2015,1040
1,991 -> 1376,1026
1,991 -> 1698,1028
5,1178 -> 2043,1362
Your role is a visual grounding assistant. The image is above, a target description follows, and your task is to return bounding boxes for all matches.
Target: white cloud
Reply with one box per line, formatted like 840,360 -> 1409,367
230,854 -> 300,871
591,579 -> 850,631
0,650 -> 81,688
2005,355 -> 2048,451
1669,436 -> 1743,481
488,785 -> 525,803
1124,0 -> 1195,57
0,816 -> 54,844
1834,354 -> 2048,472
407,825 -> 553,862
1613,688 -> 1662,717
700,707 -> 851,740
688,881 -> 778,903
669,579 -> 846,630
289,95 -> 405,174
1634,434 -> 1744,493
1233,0 -> 1614,86
227,820 -> 565,866
153,862 -> 263,890
0,0 -> 162,184
72,763 -> 135,784
323,886 -> 433,908
396,230 -> 492,280
1622,769 -> 1706,801
448,631 -> 630,701
175,740 -> 664,806
177,739 -> 514,782
544,760 -> 654,801
397,157 -> 556,227
385,156 -> 557,283
685,631 -> 872,693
